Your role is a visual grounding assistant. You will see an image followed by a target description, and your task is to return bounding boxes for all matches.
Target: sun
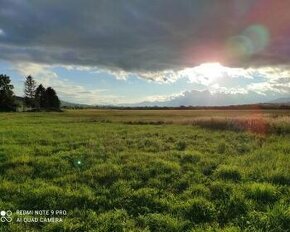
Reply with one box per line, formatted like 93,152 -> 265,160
193,62 -> 225,79
180,62 -> 228,85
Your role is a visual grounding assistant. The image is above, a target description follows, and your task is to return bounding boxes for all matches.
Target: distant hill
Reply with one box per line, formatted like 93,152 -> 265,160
124,90 -> 274,107
123,90 -> 290,108
15,96 -> 91,108
60,100 -> 91,108
15,94 -> 290,110
269,97 -> 290,104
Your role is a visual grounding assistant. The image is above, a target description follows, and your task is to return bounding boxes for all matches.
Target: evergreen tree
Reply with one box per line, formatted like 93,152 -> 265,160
0,74 -> 15,111
45,87 -> 60,109
35,84 -> 46,109
24,75 -> 36,108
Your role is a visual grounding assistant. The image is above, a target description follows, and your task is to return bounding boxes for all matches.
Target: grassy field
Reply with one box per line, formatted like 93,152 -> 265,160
0,109 -> 289,231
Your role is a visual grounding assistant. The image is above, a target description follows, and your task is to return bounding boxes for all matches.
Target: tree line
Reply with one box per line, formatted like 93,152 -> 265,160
0,74 -> 60,111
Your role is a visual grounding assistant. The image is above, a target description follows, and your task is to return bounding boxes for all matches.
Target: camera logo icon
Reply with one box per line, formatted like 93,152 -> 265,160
0,210 -> 12,222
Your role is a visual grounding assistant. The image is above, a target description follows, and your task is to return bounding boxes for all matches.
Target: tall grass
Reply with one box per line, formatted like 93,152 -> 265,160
0,109 -> 289,231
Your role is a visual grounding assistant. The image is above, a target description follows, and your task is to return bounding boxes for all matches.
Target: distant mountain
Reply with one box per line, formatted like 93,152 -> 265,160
15,96 -> 91,108
60,100 -> 91,108
269,97 -> 290,104
127,90 -> 278,107
16,93 -> 290,109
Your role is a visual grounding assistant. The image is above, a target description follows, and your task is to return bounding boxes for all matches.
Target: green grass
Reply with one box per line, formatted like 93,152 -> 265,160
0,109 -> 289,231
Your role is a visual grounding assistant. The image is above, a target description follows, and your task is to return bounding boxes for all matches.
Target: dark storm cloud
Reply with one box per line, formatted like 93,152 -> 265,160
0,0 -> 290,72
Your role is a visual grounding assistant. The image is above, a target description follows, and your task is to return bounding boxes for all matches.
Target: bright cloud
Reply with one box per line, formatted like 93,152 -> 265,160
9,61 -> 290,105
178,63 -> 254,85
12,62 -> 123,104
0,29 -> 5,36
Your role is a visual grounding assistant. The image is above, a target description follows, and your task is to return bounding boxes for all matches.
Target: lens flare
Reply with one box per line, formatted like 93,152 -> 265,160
226,35 -> 254,57
73,158 -> 84,168
243,25 -> 270,53
226,24 -> 270,59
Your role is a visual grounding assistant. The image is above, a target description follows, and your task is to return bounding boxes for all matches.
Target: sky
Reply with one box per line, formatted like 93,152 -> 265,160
0,0 -> 290,105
